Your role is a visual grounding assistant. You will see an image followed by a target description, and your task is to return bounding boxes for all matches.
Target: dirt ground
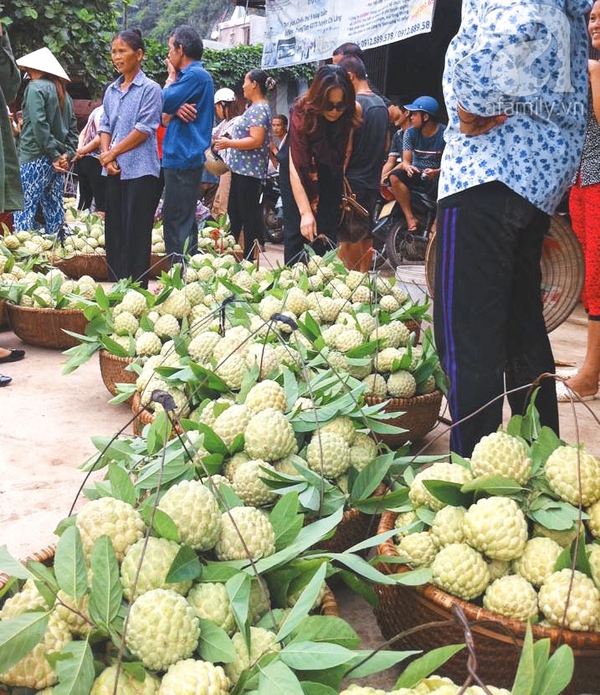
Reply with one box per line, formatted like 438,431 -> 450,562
0,245 -> 598,691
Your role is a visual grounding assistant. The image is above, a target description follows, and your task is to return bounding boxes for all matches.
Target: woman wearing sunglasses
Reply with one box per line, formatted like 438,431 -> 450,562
281,64 -> 359,265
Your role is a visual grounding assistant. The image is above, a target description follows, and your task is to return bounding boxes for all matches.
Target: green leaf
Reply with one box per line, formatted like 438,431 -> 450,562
536,643 -> 574,695
89,536 -> 122,631
460,476 -> 524,495
422,480 -> 472,507
54,525 -> 88,599
197,619 -> 236,664
142,507 -> 180,542
531,638 -> 551,695
0,611 -> 49,673
259,659 -> 305,695
51,640 -> 95,695
276,562 -> 328,642
280,641 -> 355,670
227,572 -> 251,639
394,644 -> 465,688
348,458 -> 390,502
108,462 -> 137,505
289,616 -> 360,649
299,682 -> 338,695
528,502 -> 582,532
165,544 -> 202,584
270,493 -> 304,550
511,622 -> 535,695
345,649 -> 418,678
0,545 -> 34,580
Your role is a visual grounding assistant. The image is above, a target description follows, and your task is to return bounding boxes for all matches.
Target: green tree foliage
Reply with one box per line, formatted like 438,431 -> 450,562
125,0 -> 232,42
0,0 -> 118,98
142,41 -> 316,93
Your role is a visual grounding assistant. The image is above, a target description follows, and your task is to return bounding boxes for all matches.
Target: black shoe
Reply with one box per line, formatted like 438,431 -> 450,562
0,348 -> 25,364
0,375 -> 12,386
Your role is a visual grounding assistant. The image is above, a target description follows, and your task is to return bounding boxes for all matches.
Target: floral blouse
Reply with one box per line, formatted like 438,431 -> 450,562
227,101 -> 271,179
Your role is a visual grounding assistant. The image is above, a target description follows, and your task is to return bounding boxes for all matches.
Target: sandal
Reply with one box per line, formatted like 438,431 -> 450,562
556,380 -> 598,402
0,375 -> 12,387
0,348 -> 25,364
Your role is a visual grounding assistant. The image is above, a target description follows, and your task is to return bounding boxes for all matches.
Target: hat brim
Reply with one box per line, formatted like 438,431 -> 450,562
17,47 -> 70,82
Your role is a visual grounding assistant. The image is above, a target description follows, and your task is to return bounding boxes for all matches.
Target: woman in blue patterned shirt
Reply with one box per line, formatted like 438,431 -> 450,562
214,69 -> 273,258
99,30 -> 162,288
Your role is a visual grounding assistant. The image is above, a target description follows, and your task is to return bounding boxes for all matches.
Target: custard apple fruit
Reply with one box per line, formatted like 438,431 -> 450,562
409,462 -> 473,511
544,444 -> 600,506
215,506 -> 276,561
245,379 -> 287,413
187,582 -> 235,634
90,666 -> 160,694
483,575 -> 538,621
213,404 -> 252,447
232,459 -> 279,507
512,536 -> 562,587
306,431 -> 351,479
387,370 -> 417,398
159,659 -> 230,695
463,496 -> 528,561
76,497 -> 145,562
158,480 -> 221,551
431,543 -> 490,600
470,431 -> 532,485
538,568 -> 600,631
0,611 -> 71,689
225,627 -> 281,685
431,506 -> 466,548
121,537 -> 193,600
396,531 -> 437,567
244,408 -> 296,461
125,589 -> 200,671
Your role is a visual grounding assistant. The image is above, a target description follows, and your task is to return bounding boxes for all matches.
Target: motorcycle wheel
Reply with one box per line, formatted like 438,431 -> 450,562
385,214 -> 429,267
264,204 -> 283,243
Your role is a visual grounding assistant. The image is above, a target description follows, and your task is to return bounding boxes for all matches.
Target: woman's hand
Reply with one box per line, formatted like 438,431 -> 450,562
300,211 -> 317,242
52,154 -> 69,173
99,151 -> 114,168
105,161 -> 121,176
457,104 -> 507,136
402,162 -> 420,177
214,136 -> 232,152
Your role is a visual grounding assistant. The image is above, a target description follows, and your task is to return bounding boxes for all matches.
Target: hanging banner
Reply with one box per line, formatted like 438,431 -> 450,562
261,0 -> 437,68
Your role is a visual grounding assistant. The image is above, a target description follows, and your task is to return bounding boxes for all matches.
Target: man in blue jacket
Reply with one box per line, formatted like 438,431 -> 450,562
162,25 -> 214,263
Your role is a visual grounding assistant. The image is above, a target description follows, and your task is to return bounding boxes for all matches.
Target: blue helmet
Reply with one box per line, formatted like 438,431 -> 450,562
403,96 -> 440,118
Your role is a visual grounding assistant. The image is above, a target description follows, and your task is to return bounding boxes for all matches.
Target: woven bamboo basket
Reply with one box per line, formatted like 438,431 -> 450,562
6,302 -> 89,349
53,254 -> 108,281
315,483 -> 388,555
98,349 -> 137,398
148,254 -> 171,278
365,390 -> 443,448
131,390 -> 185,437
425,213 -> 583,334
403,318 -> 421,344
374,511 -> 600,694
0,298 -> 7,330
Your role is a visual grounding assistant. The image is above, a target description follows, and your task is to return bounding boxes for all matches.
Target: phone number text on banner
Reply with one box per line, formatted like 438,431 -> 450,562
261,0 -> 437,68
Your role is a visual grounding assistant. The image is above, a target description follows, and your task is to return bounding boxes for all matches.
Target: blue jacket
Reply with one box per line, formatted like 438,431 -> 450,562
162,61 -> 214,169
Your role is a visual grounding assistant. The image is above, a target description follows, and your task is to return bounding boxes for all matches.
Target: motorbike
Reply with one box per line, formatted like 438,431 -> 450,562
262,173 -> 284,243
372,181 -> 437,268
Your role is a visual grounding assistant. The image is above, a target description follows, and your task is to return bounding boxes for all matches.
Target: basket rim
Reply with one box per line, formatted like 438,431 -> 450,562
377,510 -> 600,649
5,301 -> 86,317
365,389 -> 443,408
98,348 -> 137,365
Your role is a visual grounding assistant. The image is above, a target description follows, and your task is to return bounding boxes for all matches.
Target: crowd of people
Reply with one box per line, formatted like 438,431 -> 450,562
1,3 -> 599,459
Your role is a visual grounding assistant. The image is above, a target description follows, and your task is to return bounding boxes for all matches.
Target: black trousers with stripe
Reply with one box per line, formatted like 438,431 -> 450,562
433,181 -> 559,456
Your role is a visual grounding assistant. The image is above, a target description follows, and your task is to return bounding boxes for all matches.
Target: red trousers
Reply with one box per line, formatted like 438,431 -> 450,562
569,179 -> 600,318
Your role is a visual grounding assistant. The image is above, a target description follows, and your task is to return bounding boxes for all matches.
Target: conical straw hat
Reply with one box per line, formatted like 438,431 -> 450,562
16,47 -> 70,81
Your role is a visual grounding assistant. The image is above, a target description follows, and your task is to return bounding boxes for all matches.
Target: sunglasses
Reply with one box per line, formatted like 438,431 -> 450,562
325,101 -> 346,112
